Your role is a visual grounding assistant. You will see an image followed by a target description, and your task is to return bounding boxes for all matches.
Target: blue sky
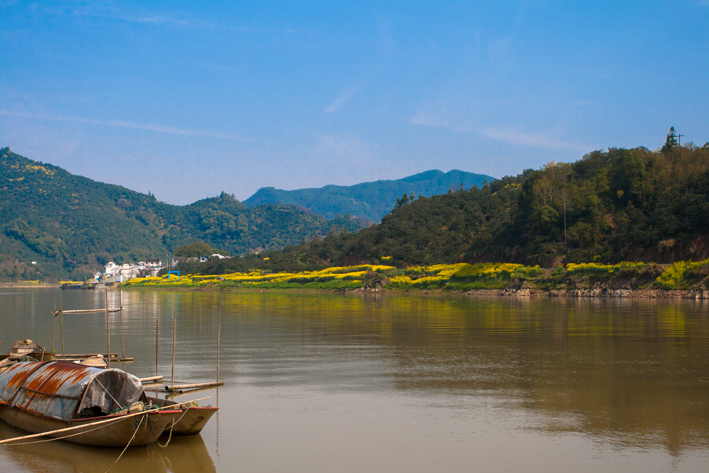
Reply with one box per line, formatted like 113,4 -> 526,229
1,1 -> 707,205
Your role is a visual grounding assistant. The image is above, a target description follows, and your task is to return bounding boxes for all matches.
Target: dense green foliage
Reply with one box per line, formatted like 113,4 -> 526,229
0,148 -> 365,280
243,169 -> 495,222
183,137 -> 709,276
174,242 -> 230,257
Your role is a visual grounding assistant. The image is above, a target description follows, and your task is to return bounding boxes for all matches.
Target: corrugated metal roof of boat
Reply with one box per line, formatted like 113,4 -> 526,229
0,361 -> 101,422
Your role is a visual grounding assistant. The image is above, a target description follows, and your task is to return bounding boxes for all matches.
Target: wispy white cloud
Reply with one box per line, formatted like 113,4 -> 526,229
410,101 -> 590,152
324,88 -> 359,113
40,2 -> 216,29
409,107 -> 473,133
70,4 -> 194,27
65,3 -> 294,34
39,2 -> 310,41
482,127 -> 589,152
313,133 -> 376,163
409,109 -> 449,128
0,110 -> 242,140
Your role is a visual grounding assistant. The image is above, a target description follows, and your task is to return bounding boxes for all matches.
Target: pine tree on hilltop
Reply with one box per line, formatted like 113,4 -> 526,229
663,126 -> 678,154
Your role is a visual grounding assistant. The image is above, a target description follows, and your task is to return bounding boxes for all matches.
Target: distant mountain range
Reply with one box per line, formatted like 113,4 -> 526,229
0,148 -> 364,280
243,169 -> 496,222
189,143 -> 709,276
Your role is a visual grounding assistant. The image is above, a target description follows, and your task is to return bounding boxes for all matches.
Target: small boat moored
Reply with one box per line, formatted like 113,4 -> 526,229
0,339 -> 54,367
0,361 -> 184,447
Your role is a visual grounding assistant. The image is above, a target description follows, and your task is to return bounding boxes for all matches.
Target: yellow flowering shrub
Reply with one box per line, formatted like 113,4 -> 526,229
451,263 -> 542,280
656,259 -> 709,289
565,261 -> 647,276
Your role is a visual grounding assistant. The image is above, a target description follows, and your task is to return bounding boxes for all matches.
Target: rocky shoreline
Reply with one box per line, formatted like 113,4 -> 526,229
313,285 -> 709,300
465,287 -> 709,299
121,283 -> 709,300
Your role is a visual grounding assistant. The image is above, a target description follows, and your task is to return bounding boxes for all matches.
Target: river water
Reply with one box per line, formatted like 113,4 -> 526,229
0,288 -> 708,472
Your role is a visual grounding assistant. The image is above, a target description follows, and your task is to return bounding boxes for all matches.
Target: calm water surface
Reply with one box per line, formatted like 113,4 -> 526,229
0,288 -> 708,472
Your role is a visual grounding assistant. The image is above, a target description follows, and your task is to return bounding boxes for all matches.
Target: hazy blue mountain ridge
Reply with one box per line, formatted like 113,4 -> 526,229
243,169 -> 496,222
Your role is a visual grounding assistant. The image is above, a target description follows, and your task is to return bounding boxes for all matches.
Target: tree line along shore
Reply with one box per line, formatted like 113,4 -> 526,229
173,132 -> 709,278
153,130 -> 709,299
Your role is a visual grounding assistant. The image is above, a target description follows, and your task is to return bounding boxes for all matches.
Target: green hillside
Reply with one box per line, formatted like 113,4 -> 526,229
243,169 -> 495,222
183,134 -> 709,276
0,148 -> 365,281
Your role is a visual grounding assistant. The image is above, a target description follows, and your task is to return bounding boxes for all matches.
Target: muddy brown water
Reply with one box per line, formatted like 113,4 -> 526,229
1,288 -> 708,472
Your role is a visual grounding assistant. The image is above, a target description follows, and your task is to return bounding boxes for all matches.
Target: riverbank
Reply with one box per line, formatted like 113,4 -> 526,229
123,284 -> 709,300
0,281 -> 59,288
120,260 -> 709,300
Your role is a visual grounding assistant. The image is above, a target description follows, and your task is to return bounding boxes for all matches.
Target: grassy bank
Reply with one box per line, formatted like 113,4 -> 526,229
122,260 -> 709,294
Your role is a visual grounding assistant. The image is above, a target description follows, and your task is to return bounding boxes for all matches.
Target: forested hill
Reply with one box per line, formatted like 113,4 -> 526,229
243,169 -> 495,222
187,137 -> 709,275
0,148 -> 364,280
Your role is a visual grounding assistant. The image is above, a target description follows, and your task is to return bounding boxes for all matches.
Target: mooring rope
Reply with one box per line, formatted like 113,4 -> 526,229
156,407 -> 190,448
105,413 -> 146,473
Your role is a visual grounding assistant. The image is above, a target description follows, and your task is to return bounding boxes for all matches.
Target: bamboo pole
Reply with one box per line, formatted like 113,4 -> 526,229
60,301 -> 64,357
217,306 -> 221,383
165,384 -> 216,399
139,376 -> 163,383
171,317 -> 176,390
55,353 -> 119,358
52,302 -> 56,353
105,289 -> 110,369
119,290 -> 124,358
57,357 -> 133,362
51,308 -> 122,315
141,383 -> 163,389
156,319 -> 159,377
164,381 -> 224,391
0,396 -> 212,446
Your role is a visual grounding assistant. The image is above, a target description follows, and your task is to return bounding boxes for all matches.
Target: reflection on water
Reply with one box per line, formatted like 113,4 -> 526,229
1,289 -> 708,472
0,421 -> 215,473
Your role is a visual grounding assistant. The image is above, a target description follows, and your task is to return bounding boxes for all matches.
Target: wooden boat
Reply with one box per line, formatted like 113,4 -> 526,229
146,396 -> 218,436
0,361 -> 182,447
0,339 -> 54,364
79,355 -> 107,368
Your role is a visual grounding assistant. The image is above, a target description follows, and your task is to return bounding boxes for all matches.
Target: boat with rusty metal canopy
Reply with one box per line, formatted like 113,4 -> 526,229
0,361 -> 183,447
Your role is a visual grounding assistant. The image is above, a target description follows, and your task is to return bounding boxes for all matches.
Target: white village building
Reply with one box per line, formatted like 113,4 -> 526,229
103,259 -> 164,282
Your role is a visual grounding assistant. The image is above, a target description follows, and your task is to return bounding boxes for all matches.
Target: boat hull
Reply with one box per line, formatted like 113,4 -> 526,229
146,396 -> 218,436
168,407 -> 218,436
0,406 -> 182,447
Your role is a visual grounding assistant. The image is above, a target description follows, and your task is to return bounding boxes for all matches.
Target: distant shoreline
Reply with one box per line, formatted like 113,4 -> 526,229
121,285 -> 709,300
0,282 -> 59,288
